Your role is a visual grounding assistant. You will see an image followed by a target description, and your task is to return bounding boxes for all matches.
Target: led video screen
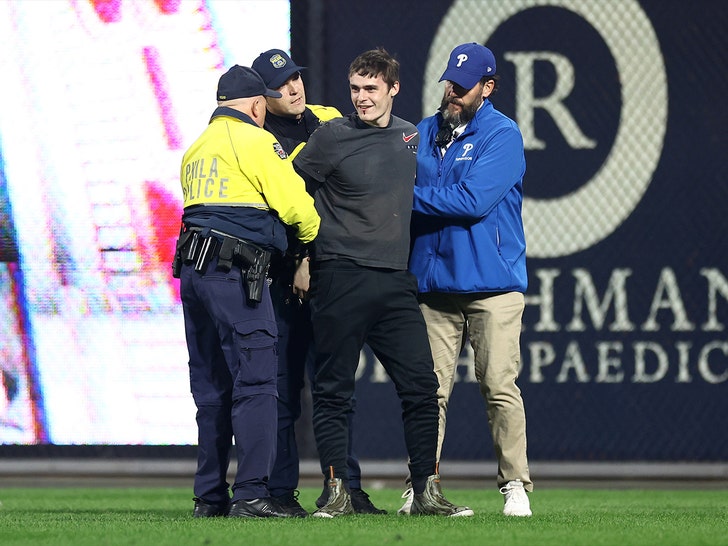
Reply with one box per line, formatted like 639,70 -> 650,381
0,0 -> 290,445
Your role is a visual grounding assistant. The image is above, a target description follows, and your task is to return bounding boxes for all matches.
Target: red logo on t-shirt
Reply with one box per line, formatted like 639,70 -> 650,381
402,131 -> 418,143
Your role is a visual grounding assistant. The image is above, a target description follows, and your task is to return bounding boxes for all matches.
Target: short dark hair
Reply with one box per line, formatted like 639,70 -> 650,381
348,47 -> 400,88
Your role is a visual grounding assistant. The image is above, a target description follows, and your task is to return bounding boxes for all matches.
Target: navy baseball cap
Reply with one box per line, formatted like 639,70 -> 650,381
216,65 -> 282,101
439,43 -> 496,89
252,49 -> 306,90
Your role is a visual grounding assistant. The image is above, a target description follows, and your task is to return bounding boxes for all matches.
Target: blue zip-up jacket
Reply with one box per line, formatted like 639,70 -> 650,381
409,99 -> 527,294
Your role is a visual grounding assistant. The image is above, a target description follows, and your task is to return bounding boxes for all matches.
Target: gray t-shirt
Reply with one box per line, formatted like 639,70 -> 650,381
293,113 -> 419,270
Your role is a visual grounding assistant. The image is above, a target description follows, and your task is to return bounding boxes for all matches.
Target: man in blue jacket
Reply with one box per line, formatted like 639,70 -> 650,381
406,42 -> 533,517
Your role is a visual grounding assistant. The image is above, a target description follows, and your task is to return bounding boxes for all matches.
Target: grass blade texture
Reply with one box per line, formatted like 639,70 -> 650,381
0,486 -> 726,546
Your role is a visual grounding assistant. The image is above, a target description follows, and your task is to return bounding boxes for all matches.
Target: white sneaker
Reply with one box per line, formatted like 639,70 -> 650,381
397,487 -> 413,515
500,479 -> 532,517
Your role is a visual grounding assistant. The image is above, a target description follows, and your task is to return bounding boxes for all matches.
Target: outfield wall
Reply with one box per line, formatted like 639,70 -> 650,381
0,0 -> 726,465
290,0 -> 728,462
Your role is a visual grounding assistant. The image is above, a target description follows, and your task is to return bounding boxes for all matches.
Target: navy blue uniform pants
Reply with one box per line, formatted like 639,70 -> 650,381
268,281 -> 363,496
309,260 -> 439,492
180,257 -> 278,503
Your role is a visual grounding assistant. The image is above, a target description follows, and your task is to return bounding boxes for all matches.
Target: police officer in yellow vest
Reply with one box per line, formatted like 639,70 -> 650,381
176,65 -> 320,519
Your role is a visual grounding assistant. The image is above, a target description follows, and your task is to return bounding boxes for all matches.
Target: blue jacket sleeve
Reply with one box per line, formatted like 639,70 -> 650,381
413,125 -> 525,220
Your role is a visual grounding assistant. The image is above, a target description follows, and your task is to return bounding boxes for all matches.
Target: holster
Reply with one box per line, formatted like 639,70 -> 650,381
213,234 -> 271,302
225,237 -> 271,304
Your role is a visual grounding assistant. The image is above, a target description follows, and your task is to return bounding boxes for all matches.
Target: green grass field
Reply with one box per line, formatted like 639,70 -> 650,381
1,486 -> 726,546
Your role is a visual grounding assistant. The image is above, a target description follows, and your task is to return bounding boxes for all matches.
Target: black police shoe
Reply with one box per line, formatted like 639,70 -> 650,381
272,490 -> 309,518
192,497 -> 229,518
227,497 -> 292,518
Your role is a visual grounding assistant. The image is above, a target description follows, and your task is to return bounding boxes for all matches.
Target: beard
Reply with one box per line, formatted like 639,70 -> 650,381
438,93 -> 482,127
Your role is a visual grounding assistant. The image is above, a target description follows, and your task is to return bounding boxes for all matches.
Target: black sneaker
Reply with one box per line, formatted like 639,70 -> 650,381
350,488 -> 387,514
273,490 -> 309,518
315,479 -> 328,509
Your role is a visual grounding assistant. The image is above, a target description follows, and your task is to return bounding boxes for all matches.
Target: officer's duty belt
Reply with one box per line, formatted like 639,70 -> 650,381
174,226 -> 272,303
177,226 -> 270,275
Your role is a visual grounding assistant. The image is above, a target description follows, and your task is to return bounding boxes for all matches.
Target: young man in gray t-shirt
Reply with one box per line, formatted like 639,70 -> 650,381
294,48 -> 473,519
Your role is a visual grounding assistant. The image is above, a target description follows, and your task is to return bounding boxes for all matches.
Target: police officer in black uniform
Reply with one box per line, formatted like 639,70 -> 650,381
176,65 -> 320,518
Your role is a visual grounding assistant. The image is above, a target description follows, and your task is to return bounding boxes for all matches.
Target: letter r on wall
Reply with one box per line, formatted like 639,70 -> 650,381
504,51 -> 597,150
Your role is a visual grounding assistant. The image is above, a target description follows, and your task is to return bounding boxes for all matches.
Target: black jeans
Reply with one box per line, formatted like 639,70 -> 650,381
267,281 -> 364,496
309,259 -> 439,492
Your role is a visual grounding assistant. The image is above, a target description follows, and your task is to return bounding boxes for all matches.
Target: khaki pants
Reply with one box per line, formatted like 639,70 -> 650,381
419,291 -> 532,491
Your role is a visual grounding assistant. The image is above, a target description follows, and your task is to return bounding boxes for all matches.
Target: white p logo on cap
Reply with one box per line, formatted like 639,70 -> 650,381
456,54 -> 468,67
